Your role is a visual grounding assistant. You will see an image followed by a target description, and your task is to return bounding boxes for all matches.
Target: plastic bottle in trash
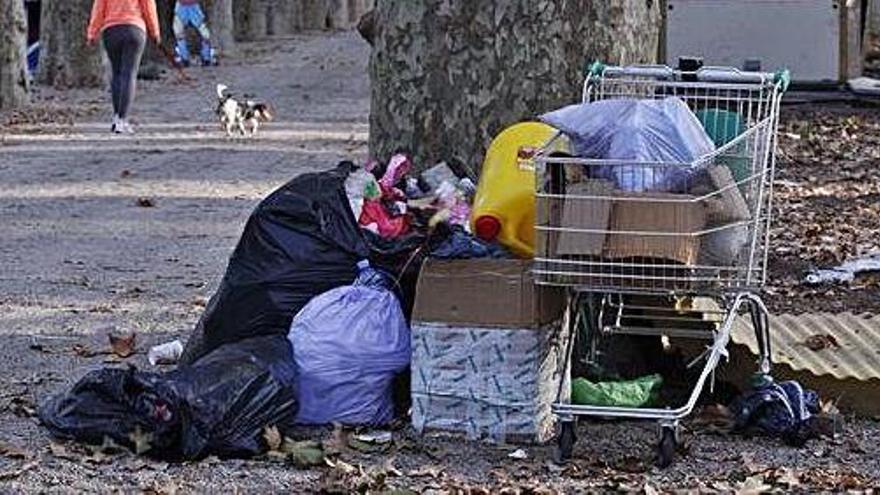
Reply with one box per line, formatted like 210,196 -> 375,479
470,122 -> 570,258
148,339 -> 184,366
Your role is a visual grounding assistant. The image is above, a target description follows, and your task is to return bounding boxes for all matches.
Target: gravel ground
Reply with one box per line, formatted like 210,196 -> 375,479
0,32 -> 878,493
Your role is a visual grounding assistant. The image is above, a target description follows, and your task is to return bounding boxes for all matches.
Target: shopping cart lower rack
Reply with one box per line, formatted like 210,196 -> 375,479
532,62 -> 789,467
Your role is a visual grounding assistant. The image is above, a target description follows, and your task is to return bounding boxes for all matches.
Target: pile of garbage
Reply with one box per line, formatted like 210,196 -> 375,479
38,159 -> 504,460
37,94 -> 832,462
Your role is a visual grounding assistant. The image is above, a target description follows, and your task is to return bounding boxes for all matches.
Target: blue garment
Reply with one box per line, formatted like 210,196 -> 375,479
731,378 -> 819,445
175,3 -> 206,27
173,2 -> 215,64
27,42 -> 40,74
431,227 -> 509,260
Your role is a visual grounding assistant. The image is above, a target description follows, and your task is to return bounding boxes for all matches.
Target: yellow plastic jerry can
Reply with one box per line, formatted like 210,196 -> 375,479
471,122 -> 570,258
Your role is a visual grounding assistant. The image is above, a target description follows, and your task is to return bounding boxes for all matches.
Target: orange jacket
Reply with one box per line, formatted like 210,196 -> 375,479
87,0 -> 160,43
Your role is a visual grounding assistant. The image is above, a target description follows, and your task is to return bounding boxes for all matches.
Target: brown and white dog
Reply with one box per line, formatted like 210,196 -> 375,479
215,84 -> 273,137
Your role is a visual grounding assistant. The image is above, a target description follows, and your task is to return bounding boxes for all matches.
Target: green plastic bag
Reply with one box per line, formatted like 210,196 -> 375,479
571,374 -> 663,408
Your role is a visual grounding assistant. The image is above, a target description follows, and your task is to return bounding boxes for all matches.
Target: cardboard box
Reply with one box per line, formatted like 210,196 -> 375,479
412,259 -> 565,328
556,180 -> 614,257
411,321 -> 570,444
604,190 -> 706,266
534,178 -> 707,290
538,179 -> 706,265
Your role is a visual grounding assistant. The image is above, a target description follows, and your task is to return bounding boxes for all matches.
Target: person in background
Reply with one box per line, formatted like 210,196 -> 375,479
87,0 -> 160,134
173,0 -> 218,67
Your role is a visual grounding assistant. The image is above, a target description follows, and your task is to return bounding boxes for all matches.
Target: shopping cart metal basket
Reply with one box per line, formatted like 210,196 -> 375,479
532,62 -> 790,466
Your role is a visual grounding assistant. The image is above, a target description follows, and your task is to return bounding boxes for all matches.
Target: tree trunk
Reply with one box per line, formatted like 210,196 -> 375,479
368,0 -> 662,175
235,0 -> 365,38
0,0 -> 30,109
39,0 -> 104,88
234,0 -> 267,40
202,0 -> 235,55
141,0 -> 174,78
301,0 -> 330,30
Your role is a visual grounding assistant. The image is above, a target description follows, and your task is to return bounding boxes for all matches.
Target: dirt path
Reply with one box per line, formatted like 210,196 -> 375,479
0,32 -> 878,492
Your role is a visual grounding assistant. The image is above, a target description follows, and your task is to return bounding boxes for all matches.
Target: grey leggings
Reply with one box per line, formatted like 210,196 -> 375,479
102,25 -> 146,119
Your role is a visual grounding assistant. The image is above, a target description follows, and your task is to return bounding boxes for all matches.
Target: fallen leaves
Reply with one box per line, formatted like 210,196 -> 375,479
0,441 -> 32,460
769,109 -> 880,314
136,197 -> 156,208
48,442 -> 81,462
800,466 -> 871,491
407,465 -> 444,479
70,331 -> 138,360
773,467 -> 802,489
263,425 -> 327,468
49,438 -> 127,465
7,396 -> 37,418
72,343 -> 96,358
0,460 -> 38,481
804,334 -> 840,351
109,331 -> 137,358
691,404 -> 735,434
285,440 -> 326,468
129,426 -> 154,455
262,425 -> 282,452
0,103 -> 101,129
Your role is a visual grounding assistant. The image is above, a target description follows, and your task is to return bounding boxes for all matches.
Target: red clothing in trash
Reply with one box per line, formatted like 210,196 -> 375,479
359,200 -> 409,239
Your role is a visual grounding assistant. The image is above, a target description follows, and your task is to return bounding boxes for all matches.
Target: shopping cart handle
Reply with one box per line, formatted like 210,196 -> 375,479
584,60 -> 606,78
586,61 -> 791,91
584,61 -> 677,79
774,69 -> 792,93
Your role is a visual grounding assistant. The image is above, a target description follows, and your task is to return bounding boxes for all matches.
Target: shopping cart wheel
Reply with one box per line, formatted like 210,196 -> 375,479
554,420 -> 577,464
656,426 -> 678,468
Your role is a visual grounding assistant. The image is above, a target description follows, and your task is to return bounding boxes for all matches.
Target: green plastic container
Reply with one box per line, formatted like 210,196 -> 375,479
696,109 -> 750,190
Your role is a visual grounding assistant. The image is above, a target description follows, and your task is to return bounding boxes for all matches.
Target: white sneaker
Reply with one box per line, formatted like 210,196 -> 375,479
111,114 -> 123,134
119,120 -> 135,135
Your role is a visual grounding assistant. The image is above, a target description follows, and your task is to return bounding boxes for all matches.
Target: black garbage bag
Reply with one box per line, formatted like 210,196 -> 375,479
39,335 -> 297,460
181,162 -> 370,363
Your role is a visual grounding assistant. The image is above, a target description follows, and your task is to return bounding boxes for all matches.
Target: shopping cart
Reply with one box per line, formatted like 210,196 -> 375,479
532,62 -> 790,466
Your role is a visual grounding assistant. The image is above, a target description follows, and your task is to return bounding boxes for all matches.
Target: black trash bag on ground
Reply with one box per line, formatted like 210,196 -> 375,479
181,162 -> 370,364
39,335 -> 297,460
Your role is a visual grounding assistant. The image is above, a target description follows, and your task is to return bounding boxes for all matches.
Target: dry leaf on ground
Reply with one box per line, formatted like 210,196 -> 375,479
129,426 -> 154,455
262,425 -> 282,452
109,331 -> 137,358
285,440 -> 325,468
0,442 -> 32,460
804,334 -> 840,351
0,460 -> 38,481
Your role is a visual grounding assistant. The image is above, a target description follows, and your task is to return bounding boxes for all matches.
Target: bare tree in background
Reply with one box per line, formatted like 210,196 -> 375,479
39,0 -> 103,88
201,0 -> 235,55
0,0 -> 30,109
368,0 -> 662,174
234,0 -> 372,39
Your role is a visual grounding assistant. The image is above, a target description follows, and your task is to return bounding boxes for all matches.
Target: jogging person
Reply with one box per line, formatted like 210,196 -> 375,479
87,0 -> 160,134
173,0 -> 218,67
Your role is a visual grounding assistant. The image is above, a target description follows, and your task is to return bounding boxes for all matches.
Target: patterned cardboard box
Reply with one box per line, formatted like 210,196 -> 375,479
411,321 -> 570,444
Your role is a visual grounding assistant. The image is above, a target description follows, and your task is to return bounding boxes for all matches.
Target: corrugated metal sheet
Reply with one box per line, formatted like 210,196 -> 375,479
731,312 -> 880,383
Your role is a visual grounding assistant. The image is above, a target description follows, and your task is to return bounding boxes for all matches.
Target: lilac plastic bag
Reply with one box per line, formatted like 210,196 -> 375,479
541,97 -> 715,192
288,260 -> 410,425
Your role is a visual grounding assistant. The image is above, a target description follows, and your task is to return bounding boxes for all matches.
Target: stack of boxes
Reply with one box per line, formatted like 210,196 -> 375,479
410,259 -> 568,443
